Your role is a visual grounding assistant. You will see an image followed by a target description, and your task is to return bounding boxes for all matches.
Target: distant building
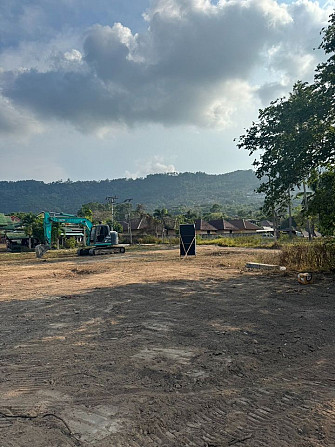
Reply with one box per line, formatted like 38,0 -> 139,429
208,218 -> 239,234
5,232 -> 39,251
120,216 -> 161,238
120,215 -> 178,239
194,219 -> 218,236
0,213 -> 21,230
260,220 -> 274,228
301,229 -> 322,238
226,219 -> 263,233
0,214 -> 21,243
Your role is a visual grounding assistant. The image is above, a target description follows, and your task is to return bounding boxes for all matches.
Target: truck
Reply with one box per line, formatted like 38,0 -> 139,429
35,212 -> 126,258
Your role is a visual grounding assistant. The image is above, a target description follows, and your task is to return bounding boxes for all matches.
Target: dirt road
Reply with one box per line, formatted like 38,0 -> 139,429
0,246 -> 334,446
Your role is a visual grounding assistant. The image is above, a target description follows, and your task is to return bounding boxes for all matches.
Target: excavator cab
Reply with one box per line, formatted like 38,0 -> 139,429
90,224 -> 110,244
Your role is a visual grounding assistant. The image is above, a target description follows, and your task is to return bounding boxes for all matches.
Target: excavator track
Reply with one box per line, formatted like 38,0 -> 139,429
77,246 -> 126,256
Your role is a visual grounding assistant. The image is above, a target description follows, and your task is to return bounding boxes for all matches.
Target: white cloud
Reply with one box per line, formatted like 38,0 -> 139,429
64,49 -> 83,62
0,95 -> 43,138
125,156 -> 177,179
0,0 -> 333,138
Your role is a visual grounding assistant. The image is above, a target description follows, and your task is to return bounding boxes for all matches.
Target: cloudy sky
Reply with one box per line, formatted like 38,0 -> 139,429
0,0 -> 333,181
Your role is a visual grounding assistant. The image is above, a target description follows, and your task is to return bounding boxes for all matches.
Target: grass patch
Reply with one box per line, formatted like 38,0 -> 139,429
278,239 -> 335,272
0,248 -> 78,263
198,236 -> 279,249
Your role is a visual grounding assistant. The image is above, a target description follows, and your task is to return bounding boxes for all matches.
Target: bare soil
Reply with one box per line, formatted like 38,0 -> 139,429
0,245 -> 334,446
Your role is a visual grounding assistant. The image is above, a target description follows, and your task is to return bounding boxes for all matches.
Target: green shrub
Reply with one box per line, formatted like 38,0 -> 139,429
64,237 -> 77,249
137,235 -> 162,244
167,237 -> 180,245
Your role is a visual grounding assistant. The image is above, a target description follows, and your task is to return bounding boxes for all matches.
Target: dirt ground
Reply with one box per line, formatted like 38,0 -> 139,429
0,245 -> 334,446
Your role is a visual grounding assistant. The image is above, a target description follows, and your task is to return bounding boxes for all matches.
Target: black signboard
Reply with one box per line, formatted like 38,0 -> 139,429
180,224 -> 196,257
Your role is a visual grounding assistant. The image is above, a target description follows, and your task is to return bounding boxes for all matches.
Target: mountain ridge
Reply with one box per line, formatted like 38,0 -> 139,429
0,170 -> 262,214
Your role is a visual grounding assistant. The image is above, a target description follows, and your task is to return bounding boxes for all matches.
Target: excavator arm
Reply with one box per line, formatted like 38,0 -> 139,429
43,212 -> 92,245
35,212 -> 93,258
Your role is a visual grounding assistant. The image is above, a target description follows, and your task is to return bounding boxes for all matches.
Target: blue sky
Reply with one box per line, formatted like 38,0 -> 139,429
0,0 -> 334,181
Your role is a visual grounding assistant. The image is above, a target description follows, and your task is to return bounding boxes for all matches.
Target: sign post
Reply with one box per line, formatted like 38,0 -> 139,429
180,224 -> 196,258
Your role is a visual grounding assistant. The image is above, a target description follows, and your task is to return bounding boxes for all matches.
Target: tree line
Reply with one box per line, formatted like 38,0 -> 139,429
0,170 -> 262,215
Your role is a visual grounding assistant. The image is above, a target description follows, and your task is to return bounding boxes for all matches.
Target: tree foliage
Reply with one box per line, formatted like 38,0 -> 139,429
77,204 -> 93,221
308,169 -> 335,235
238,81 -> 329,209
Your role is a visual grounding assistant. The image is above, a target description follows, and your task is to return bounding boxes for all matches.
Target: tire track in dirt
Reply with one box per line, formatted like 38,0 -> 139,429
0,256 -> 334,446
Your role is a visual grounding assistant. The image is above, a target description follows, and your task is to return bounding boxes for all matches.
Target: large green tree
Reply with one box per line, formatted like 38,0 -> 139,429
237,13 -> 335,224
308,169 -> 335,235
237,81 -> 326,208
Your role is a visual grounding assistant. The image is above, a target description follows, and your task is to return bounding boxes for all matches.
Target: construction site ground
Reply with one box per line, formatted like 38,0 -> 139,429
0,245 -> 334,447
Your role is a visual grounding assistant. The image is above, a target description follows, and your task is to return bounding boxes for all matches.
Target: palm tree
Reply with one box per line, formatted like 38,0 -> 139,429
22,213 -> 38,249
153,208 -> 170,241
183,209 -> 198,223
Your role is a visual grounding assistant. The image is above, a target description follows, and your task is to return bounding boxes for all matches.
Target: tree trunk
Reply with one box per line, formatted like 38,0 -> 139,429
272,209 -> 277,240
288,188 -> 293,238
303,182 -> 312,241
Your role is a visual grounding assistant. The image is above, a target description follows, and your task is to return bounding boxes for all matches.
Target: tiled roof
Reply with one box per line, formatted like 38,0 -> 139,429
0,213 -> 21,229
5,231 -> 27,240
209,218 -> 239,231
260,220 -> 274,228
194,219 -> 218,231
162,217 -> 177,230
227,219 -> 262,231
121,216 -> 162,232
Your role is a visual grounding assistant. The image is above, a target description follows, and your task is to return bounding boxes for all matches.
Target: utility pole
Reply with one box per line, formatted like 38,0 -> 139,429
106,196 -> 118,230
272,208 -> 278,241
123,199 -> 133,244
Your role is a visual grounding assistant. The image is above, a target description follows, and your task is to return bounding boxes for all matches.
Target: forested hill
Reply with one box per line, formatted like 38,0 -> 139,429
0,170 -> 262,214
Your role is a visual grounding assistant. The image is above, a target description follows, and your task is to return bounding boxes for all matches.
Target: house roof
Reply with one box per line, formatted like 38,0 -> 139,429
227,219 -> 262,231
301,229 -> 322,238
208,218 -> 239,231
131,217 -> 143,230
120,216 -> 163,232
5,231 -> 27,240
162,217 -> 177,230
0,213 -> 21,229
120,218 -> 141,232
194,219 -> 218,232
260,220 -> 274,228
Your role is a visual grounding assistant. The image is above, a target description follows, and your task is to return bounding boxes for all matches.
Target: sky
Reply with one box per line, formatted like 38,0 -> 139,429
0,0 -> 334,182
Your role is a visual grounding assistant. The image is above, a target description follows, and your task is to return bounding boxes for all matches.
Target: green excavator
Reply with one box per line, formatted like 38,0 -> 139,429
35,212 -> 126,258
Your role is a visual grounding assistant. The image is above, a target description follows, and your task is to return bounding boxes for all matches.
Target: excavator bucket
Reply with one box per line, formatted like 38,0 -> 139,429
35,244 -> 50,258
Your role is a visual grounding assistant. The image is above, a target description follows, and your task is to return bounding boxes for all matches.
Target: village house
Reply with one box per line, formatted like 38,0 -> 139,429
194,219 -> 218,237
226,219 -> 263,233
120,215 -> 178,240
0,214 -> 21,241
208,218 -> 239,235
120,216 -> 162,239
